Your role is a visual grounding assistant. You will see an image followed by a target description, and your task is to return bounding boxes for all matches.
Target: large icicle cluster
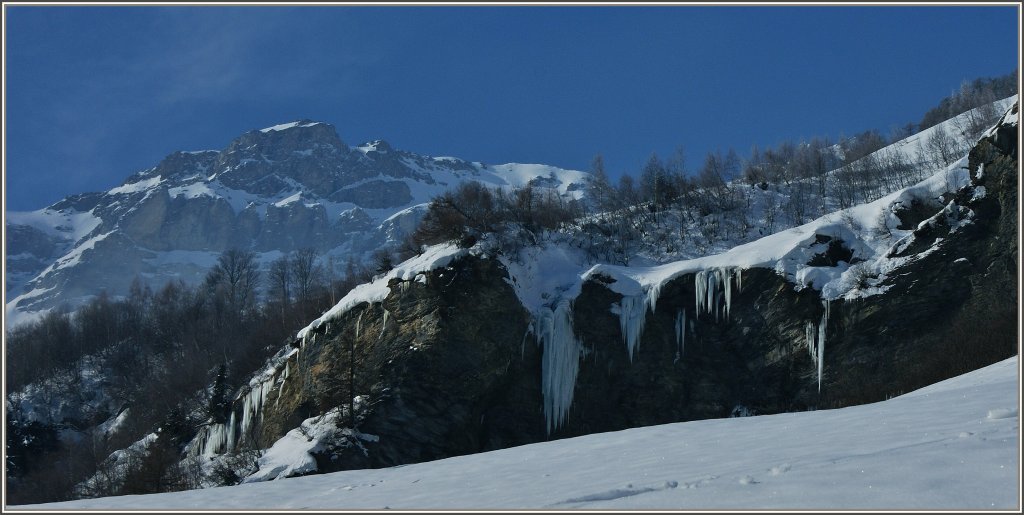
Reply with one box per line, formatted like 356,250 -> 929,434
803,300 -> 831,392
694,268 -> 742,321
535,299 -> 581,435
240,379 -> 276,441
188,352 -> 296,459
189,374 -> 279,458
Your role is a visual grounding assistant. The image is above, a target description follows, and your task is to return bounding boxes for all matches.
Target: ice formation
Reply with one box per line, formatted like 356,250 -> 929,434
379,309 -> 390,340
535,299 -> 580,435
694,268 -> 742,321
805,321 -> 818,363
240,379 -> 276,445
276,363 -> 290,408
674,309 -> 687,362
521,323 -> 534,359
818,300 -> 829,392
617,295 -> 648,362
189,366 -> 288,459
803,300 -> 831,392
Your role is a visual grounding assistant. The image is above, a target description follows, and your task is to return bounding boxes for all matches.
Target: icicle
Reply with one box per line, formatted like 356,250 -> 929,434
695,271 -> 706,317
535,299 -> 580,435
521,323 -> 534,359
805,321 -> 817,362
724,269 -> 732,321
817,300 -> 830,393
238,377 -> 276,444
736,268 -> 743,294
675,309 -> 686,360
647,281 -> 665,314
379,309 -> 390,340
274,360 -> 290,409
226,411 -> 236,453
355,311 -> 364,339
618,295 -> 648,362
707,271 -> 717,319
694,268 -> 739,322
715,290 -> 721,323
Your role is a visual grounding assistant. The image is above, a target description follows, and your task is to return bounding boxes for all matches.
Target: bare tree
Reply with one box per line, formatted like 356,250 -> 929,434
922,126 -> 962,170
291,247 -> 323,308
204,249 -> 260,315
586,154 -> 618,213
268,255 -> 292,312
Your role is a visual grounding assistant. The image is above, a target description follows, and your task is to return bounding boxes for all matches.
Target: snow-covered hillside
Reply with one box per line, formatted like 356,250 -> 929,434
18,356 -> 1019,510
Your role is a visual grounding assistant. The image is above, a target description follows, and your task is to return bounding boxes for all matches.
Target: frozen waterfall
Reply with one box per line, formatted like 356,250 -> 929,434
535,299 -> 581,435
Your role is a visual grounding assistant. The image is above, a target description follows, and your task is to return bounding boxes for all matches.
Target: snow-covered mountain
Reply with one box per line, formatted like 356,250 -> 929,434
5,120 -> 588,327
21,356 -> 1019,510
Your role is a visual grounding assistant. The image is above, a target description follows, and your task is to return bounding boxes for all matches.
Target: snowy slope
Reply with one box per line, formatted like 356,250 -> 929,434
18,356 -> 1019,510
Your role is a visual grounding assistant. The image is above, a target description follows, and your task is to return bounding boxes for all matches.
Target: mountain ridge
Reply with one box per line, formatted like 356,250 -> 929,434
5,120 -> 588,327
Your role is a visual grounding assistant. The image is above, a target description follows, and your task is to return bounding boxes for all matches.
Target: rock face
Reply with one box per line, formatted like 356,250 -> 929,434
5,121 -> 588,325
258,257 -> 545,470
197,105 -> 1017,478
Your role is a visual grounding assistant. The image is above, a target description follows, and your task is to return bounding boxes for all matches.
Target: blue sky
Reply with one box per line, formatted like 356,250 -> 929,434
4,5 -> 1019,211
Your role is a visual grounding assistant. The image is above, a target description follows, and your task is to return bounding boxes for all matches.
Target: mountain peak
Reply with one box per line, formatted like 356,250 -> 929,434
258,119 -> 326,133
355,139 -> 393,154
228,119 -> 348,156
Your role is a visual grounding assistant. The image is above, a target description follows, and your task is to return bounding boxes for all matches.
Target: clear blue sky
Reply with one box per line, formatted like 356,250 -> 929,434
4,5 -> 1019,211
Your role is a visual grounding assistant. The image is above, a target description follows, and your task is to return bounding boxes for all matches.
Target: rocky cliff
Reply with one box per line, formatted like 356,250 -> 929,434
189,104 -> 1017,481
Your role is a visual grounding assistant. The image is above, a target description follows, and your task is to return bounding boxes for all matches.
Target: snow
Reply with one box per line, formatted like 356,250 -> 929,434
31,230 -> 115,280
168,182 -> 216,199
107,175 -> 163,195
24,356 -> 1019,510
499,244 -> 588,314
983,94 -> 1019,137
6,207 -> 102,242
582,146 -> 984,310
297,243 -> 468,339
97,409 -> 130,439
241,406 -> 377,484
259,121 -> 322,133
486,163 -> 590,199
74,432 -> 159,498
272,191 -> 303,207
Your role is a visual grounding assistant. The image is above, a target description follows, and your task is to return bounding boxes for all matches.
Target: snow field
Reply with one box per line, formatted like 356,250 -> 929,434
21,356 -> 1019,510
